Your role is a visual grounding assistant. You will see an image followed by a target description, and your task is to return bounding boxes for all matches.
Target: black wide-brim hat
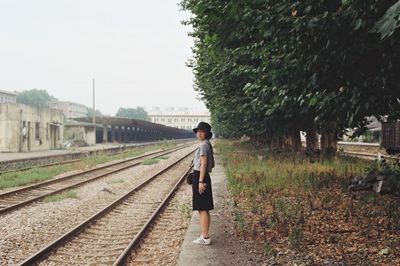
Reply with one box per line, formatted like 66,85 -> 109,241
193,121 -> 212,135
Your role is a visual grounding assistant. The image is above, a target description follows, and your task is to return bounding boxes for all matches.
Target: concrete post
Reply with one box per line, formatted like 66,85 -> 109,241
111,126 -> 116,142
118,126 -> 123,142
103,125 -> 108,143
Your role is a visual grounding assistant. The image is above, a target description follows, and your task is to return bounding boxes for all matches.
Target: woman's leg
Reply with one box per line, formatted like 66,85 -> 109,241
199,210 -> 210,238
198,210 -> 203,234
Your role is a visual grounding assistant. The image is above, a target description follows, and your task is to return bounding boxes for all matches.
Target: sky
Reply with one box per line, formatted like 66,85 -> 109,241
0,0 -> 206,115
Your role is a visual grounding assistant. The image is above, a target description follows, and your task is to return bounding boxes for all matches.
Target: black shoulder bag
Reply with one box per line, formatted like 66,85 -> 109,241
186,160 -> 195,185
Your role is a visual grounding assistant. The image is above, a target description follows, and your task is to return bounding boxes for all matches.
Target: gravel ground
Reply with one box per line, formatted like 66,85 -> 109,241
127,182 -> 192,265
38,155 -> 193,265
0,145 -> 196,265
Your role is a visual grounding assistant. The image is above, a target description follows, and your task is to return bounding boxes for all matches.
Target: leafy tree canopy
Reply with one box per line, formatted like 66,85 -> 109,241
115,107 -> 150,121
16,89 -> 57,108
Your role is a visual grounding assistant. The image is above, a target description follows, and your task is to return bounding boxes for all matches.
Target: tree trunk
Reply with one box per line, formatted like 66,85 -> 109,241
290,129 -> 302,153
320,121 -> 338,156
271,132 -> 284,152
306,124 -> 318,154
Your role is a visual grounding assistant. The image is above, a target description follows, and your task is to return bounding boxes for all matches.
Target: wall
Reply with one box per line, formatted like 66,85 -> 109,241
0,92 -> 17,104
0,103 -> 64,152
64,125 -> 96,146
149,114 -> 211,130
50,101 -> 87,118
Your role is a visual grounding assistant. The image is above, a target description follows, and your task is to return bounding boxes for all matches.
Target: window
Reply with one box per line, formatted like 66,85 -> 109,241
46,123 -> 49,140
181,118 -> 185,122
35,122 -> 40,140
167,118 -> 172,123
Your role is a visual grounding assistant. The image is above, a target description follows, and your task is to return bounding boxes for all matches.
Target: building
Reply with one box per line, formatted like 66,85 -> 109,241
73,116 -> 193,143
50,101 -> 88,119
0,103 -> 64,152
0,89 -> 17,104
148,107 -> 211,131
64,120 -> 97,146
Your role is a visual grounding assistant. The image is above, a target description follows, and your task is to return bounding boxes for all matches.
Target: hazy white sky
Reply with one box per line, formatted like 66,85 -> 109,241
0,0 -> 205,115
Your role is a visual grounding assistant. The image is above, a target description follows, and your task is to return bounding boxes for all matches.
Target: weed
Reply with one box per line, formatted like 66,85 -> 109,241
233,209 -> 246,231
263,242 -> 275,256
361,193 -> 376,204
215,139 -> 371,195
0,165 -> 73,189
107,179 -> 125,184
0,143 -> 172,189
142,158 -> 160,165
288,227 -> 303,249
44,190 -> 78,202
180,198 -> 193,218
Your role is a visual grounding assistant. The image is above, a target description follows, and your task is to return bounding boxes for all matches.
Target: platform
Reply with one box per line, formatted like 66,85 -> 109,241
177,153 -> 264,266
0,140 -> 189,163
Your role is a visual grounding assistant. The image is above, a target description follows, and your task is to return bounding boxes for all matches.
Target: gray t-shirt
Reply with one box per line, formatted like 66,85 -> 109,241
193,139 -> 215,173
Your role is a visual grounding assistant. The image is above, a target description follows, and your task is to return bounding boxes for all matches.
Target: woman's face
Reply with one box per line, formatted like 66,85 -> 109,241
196,129 -> 207,140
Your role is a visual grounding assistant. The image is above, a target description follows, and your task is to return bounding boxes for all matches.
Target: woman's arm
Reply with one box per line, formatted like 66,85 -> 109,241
199,155 -> 207,182
199,155 -> 207,193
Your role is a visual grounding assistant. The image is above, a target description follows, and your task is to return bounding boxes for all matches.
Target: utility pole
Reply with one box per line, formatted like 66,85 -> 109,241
92,79 -> 96,124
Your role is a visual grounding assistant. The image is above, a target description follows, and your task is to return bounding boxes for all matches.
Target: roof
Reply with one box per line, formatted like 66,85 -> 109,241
73,116 -> 189,132
0,89 -> 18,96
64,120 -> 98,127
51,101 -> 87,108
148,112 -> 210,117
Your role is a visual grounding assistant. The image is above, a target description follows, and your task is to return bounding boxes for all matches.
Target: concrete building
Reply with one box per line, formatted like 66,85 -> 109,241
50,101 -> 88,119
64,120 -> 96,146
0,89 -> 17,104
148,107 -> 211,131
0,103 -> 64,152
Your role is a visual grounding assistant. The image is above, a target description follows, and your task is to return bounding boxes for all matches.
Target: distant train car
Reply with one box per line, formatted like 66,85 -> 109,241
381,121 -> 400,154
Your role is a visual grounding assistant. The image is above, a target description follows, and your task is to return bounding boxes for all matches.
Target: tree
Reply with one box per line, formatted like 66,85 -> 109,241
115,107 -> 150,121
16,89 -> 57,108
371,0 -> 400,39
87,108 -> 103,117
181,0 -> 400,155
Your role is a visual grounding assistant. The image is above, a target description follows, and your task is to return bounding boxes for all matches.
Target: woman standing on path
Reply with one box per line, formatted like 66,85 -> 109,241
191,121 -> 215,245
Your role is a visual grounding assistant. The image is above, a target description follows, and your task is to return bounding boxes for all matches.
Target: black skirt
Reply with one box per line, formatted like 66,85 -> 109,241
192,170 -> 214,211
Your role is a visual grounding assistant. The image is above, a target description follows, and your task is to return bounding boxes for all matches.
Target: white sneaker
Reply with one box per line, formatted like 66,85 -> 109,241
192,235 -> 211,245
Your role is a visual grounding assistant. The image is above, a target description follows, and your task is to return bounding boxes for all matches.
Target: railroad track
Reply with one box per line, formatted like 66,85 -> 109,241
0,158 -> 82,175
0,139 -> 193,175
0,144 -> 191,215
18,148 -> 195,266
341,150 -> 400,161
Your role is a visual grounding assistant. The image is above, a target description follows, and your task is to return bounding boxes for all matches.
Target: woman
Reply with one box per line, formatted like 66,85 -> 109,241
191,121 -> 215,245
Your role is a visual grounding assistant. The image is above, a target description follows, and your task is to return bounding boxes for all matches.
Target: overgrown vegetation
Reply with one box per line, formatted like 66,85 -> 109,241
44,190 -> 78,202
218,140 -> 372,197
141,158 -> 160,165
217,139 -> 400,264
179,198 -> 193,219
107,178 -> 125,184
